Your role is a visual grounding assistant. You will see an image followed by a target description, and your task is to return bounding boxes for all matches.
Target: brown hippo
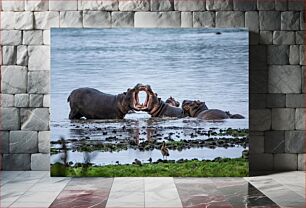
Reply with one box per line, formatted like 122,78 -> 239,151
181,100 -> 208,116
141,85 -> 185,118
67,84 -> 146,119
165,96 -> 180,107
182,100 -> 244,120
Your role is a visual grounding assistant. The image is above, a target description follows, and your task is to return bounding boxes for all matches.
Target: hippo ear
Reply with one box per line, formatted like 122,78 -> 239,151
147,85 -> 152,91
123,92 -> 127,95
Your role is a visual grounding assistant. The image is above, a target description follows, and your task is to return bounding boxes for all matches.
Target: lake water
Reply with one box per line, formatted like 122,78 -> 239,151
51,28 -> 249,165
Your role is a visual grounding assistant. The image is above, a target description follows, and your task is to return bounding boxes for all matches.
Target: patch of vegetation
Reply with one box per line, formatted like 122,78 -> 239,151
218,128 -> 248,137
50,136 -> 248,155
50,147 -> 62,154
51,157 -> 248,177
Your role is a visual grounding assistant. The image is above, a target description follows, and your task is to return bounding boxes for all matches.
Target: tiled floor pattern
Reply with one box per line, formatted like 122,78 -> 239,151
175,178 -> 280,208
245,172 -> 305,208
1,171 -> 305,208
49,178 -> 113,208
1,171 -> 69,207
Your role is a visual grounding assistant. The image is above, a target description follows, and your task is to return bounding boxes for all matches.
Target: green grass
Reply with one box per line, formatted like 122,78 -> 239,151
51,158 -> 248,177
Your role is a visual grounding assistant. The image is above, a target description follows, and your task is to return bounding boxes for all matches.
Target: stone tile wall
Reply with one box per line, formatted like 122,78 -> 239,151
0,0 -> 304,174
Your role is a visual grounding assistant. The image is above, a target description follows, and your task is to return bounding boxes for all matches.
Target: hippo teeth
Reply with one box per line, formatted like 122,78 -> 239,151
135,92 -> 142,108
137,90 -> 148,106
143,94 -> 149,107
136,92 -> 139,103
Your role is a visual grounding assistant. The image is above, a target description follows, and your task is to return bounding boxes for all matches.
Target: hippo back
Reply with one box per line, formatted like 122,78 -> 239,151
151,101 -> 185,118
68,88 -> 124,119
197,109 -> 229,120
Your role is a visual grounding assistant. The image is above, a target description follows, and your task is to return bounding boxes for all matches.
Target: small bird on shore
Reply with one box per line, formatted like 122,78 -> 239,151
161,141 -> 169,160
134,159 -> 142,166
148,157 -> 152,164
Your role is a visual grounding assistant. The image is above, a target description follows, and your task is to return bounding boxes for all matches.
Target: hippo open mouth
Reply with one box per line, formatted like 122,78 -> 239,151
133,84 -> 151,111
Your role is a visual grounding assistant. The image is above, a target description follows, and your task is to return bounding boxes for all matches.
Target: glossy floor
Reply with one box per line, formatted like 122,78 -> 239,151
1,171 -> 304,208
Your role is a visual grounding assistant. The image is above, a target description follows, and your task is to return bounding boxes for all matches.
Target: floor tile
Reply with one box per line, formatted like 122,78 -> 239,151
1,171 -> 24,186
14,171 -> 48,180
246,184 -> 280,207
9,191 -> 60,208
65,178 -> 113,191
6,171 -> 48,185
50,177 -> 114,208
175,178 -> 281,208
145,190 -> 183,208
174,177 -> 214,185
175,178 -> 231,208
0,171 -> 304,208
106,191 -> 144,208
245,176 -> 305,208
267,171 -> 305,198
145,177 -> 177,192
1,195 -> 20,208
1,182 -> 35,194
50,190 -> 109,208
111,177 -> 144,192
27,177 -> 71,192
145,177 -> 182,208
1,178 -> 41,207
9,201 -> 51,208
1,171 -> 25,179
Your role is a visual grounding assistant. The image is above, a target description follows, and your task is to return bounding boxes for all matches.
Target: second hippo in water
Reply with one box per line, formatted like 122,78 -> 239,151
141,85 -> 185,118
182,100 -> 244,120
165,96 -> 180,107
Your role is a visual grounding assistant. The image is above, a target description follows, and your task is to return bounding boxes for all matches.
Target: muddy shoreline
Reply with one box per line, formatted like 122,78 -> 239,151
51,127 -> 248,154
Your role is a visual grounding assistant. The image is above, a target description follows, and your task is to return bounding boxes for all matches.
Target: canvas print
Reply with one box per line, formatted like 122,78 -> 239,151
50,28 -> 249,177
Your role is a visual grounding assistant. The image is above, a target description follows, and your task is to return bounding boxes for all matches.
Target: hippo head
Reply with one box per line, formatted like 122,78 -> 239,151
121,83 -> 156,112
130,84 -> 160,113
130,83 -> 151,111
120,84 -> 148,112
120,87 -> 138,112
165,96 -> 180,107
182,100 -> 208,117
141,85 -> 161,113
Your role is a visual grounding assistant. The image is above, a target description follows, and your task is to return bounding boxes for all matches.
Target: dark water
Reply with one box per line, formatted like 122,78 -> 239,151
51,28 -> 249,165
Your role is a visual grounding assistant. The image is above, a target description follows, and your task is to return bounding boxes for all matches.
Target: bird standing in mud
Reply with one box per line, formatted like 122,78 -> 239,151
161,141 -> 169,160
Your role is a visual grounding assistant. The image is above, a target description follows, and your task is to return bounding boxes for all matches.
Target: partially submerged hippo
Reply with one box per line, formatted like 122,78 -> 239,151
181,100 -> 208,116
140,85 -> 185,118
182,100 -> 244,120
165,96 -> 180,107
67,84 -> 146,119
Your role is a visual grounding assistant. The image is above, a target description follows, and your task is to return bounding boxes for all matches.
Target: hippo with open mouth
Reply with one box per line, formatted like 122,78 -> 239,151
182,100 -> 244,120
137,85 -> 185,118
67,84 -> 147,119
